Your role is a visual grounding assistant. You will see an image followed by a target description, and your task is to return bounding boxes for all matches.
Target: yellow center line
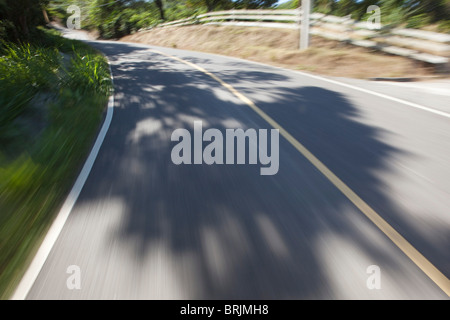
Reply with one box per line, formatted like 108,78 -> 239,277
149,49 -> 450,297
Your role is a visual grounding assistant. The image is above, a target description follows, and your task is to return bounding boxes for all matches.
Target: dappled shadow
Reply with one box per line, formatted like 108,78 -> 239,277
70,41 -> 448,299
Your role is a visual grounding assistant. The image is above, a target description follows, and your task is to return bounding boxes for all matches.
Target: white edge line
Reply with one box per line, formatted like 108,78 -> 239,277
288,71 -> 450,119
10,61 -> 115,300
119,40 -> 450,119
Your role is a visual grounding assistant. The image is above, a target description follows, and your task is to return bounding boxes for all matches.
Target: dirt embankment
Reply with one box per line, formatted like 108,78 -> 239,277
121,25 -> 436,79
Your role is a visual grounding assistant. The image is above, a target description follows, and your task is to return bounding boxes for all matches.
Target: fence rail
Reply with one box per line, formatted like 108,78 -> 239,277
145,9 -> 450,69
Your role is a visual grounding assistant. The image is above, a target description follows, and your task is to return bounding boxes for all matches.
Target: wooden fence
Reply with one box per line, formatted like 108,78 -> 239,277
141,9 -> 450,69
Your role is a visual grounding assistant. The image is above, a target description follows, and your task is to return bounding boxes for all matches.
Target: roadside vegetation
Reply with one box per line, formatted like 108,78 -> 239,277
44,0 -> 450,39
46,0 -> 278,39
279,0 -> 450,33
0,24 -> 112,298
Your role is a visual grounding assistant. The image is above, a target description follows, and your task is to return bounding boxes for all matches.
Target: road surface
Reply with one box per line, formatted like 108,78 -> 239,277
19,34 -> 450,299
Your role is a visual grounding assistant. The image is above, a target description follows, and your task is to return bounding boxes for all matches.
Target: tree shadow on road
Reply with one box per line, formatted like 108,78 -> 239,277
73,41 -> 449,299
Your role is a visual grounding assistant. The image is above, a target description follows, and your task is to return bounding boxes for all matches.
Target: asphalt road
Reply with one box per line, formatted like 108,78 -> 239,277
22,36 -> 450,299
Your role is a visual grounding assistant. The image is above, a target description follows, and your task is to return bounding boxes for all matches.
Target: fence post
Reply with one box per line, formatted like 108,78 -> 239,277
300,0 -> 312,50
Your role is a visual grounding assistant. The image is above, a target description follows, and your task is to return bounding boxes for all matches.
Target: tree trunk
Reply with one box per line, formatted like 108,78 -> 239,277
19,15 -> 29,36
155,0 -> 165,21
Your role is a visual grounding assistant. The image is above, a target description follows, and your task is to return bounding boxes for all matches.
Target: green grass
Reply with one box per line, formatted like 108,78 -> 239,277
0,27 -> 112,299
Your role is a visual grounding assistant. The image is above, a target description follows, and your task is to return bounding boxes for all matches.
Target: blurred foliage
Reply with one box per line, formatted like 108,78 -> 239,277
46,0 -> 280,39
406,13 -> 431,28
0,0 -> 49,41
437,19 -> 450,32
0,41 -> 59,148
277,0 -> 449,29
0,27 -> 111,298
2,0 -> 448,41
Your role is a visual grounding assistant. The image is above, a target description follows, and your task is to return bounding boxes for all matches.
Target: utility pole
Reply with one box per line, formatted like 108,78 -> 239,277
299,0 -> 312,50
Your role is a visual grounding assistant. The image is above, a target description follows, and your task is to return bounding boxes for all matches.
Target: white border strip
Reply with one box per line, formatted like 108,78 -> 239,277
10,62 -> 115,300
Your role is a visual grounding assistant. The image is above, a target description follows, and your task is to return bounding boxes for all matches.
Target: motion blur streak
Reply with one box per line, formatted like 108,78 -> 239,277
23,32 -> 450,299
